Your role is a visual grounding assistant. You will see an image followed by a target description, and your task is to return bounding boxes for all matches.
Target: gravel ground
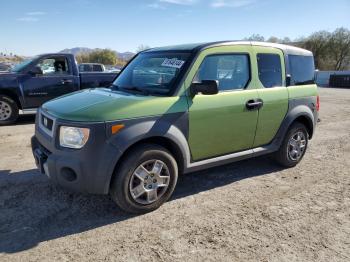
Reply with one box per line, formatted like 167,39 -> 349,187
0,88 -> 349,262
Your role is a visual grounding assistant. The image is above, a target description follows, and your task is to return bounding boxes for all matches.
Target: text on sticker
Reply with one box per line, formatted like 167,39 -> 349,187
161,58 -> 185,69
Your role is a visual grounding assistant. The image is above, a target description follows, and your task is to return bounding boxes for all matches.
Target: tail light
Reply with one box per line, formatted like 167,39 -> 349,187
316,95 -> 320,111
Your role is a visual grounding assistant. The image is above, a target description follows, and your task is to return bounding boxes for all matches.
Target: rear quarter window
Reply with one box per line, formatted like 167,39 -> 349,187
289,55 -> 315,85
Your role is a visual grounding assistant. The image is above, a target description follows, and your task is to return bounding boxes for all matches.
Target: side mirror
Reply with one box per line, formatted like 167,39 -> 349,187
286,74 -> 291,86
190,80 -> 219,96
28,66 -> 43,76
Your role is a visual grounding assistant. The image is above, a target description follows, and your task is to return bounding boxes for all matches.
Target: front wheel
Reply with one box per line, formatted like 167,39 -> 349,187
275,122 -> 308,167
0,95 -> 19,125
110,144 -> 178,214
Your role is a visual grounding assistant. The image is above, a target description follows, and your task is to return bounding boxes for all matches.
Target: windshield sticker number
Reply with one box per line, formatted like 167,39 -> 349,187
161,58 -> 185,69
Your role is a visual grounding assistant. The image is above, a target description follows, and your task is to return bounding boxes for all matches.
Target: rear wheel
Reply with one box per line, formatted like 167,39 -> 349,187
275,122 -> 308,167
110,144 -> 178,214
0,95 -> 19,125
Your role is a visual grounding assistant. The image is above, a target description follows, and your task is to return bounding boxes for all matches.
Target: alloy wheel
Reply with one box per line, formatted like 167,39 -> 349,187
287,131 -> 306,161
129,159 -> 170,204
0,101 -> 12,121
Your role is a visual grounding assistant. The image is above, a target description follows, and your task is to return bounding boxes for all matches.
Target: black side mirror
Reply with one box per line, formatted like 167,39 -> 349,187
190,80 -> 219,96
29,66 -> 43,76
286,74 -> 292,86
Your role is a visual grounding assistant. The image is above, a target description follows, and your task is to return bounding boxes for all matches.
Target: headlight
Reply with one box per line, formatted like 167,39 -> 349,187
59,126 -> 90,149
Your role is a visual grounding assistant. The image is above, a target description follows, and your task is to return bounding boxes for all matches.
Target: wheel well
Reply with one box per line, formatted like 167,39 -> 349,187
293,115 -> 313,139
0,90 -> 22,109
112,136 -> 185,180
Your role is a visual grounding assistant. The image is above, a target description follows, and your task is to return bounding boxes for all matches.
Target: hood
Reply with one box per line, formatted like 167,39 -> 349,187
0,72 -> 19,88
42,88 -> 187,122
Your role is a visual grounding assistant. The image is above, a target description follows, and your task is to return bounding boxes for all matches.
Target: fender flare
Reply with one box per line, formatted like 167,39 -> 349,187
104,117 -> 191,190
272,104 -> 315,149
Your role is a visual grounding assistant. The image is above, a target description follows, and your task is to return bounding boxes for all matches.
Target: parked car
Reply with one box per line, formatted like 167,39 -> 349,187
79,63 -> 105,72
0,53 -> 118,125
0,63 -> 11,72
31,41 -> 319,214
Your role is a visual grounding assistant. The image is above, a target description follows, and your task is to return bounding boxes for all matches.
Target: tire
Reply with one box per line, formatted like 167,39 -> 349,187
110,144 -> 178,214
275,122 -> 308,167
0,95 -> 19,126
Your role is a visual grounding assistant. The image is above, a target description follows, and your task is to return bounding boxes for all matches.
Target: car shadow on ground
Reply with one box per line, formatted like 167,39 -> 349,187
14,114 -> 36,125
0,156 -> 282,254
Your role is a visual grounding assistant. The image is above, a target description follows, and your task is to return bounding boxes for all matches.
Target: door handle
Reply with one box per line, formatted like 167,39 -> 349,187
61,79 -> 73,85
246,99 -> 263,110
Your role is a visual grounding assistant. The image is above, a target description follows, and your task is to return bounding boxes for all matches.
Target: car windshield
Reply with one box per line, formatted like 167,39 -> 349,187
11,57 -> 37,72
112,52 -> 190,96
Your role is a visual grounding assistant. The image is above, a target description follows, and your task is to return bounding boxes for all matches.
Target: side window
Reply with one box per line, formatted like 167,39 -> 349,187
80,64 -> 92,72
37,57 -> 69,75
194,54 -> 250,91
289,55 -> 315,85
257,53 -> 282,88
93,64 -> 103,72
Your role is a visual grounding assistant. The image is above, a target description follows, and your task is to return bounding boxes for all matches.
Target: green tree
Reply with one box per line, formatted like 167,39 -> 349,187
88,49 -> 117,65
76,49 -> 118,65
328,27 -> 350,70
267,36 -> 280,43
298,30 -> 331,70
245,34 -> 265,41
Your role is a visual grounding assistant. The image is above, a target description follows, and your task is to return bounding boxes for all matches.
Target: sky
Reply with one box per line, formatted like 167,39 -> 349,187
1,0 -> 349,56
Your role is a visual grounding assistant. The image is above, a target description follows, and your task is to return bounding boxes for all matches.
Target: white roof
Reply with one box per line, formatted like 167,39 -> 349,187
208,41 -> 313,56
249,41 -> 313,56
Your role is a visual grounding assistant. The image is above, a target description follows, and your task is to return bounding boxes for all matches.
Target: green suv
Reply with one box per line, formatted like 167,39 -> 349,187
31,41 -> 319,213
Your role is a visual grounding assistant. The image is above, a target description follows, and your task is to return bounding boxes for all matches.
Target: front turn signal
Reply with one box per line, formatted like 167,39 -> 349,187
111,124 -> 125,134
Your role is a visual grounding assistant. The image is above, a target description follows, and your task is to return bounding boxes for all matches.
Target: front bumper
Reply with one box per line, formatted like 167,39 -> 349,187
31,111 -> 122,194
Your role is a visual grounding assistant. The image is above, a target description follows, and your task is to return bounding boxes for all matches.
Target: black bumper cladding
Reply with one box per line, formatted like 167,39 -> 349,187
31,112 -> 123,195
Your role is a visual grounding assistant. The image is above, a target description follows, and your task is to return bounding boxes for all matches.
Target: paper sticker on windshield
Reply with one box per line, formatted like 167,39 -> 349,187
161,58 -> 185,69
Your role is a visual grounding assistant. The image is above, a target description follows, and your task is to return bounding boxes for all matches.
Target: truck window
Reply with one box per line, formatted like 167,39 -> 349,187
93,64 -> 103,72
194,54 -> 250,91
289,55 -> 315,85
37,57 -> 69,75
79,64 -> 92,72
257,53 -> 282,88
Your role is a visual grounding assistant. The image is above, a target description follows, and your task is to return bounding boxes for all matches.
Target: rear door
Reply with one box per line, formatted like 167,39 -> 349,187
252,46 -> 289,147
21,56 -> 79,108
185,45 -> 260,161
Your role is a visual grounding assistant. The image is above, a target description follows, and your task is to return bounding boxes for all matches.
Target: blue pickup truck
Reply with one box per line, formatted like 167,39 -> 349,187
0,53 -> 118,125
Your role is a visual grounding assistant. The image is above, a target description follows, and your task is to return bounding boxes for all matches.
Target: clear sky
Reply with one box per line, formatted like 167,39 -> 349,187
1,0 -> 349,56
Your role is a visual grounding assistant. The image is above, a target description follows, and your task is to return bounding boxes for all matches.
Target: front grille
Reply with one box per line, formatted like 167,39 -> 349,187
41,115 -> 53,131
39,110 -> 56,137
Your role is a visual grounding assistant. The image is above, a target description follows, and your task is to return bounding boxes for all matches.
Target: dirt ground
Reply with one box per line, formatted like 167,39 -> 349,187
0,88 -> 349,262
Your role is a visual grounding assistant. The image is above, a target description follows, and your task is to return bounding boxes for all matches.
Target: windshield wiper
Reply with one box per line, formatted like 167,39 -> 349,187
110,84 -> 119,90
120,86 -> 150,96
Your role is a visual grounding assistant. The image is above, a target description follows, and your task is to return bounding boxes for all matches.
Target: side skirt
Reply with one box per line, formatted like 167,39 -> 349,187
21,108 -> 37,115
184,143 -> 279,174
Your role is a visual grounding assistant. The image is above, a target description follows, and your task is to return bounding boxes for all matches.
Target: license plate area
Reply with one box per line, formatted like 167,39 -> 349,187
34,148 -> 48,175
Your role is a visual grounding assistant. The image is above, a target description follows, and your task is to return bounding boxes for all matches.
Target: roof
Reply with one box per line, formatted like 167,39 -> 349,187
144,41 -> 313,56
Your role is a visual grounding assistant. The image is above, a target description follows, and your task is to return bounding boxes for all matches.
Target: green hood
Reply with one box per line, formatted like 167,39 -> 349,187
42,88 -> 187,122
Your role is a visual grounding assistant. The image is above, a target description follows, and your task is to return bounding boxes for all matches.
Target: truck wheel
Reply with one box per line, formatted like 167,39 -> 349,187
0,95 -> 19,125
110,144 -> 178,214
275,122 -> 308,167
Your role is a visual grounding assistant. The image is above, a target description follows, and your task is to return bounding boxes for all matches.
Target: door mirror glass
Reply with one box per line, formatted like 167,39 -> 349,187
29,66 -> 43,76
190,80 -> 219,96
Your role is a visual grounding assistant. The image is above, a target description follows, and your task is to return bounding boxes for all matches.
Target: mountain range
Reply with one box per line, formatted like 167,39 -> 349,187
59,47 -> 135,61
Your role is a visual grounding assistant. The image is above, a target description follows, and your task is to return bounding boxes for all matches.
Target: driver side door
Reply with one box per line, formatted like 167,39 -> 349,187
21,56 -> 79,108
186,46 -> 259,161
